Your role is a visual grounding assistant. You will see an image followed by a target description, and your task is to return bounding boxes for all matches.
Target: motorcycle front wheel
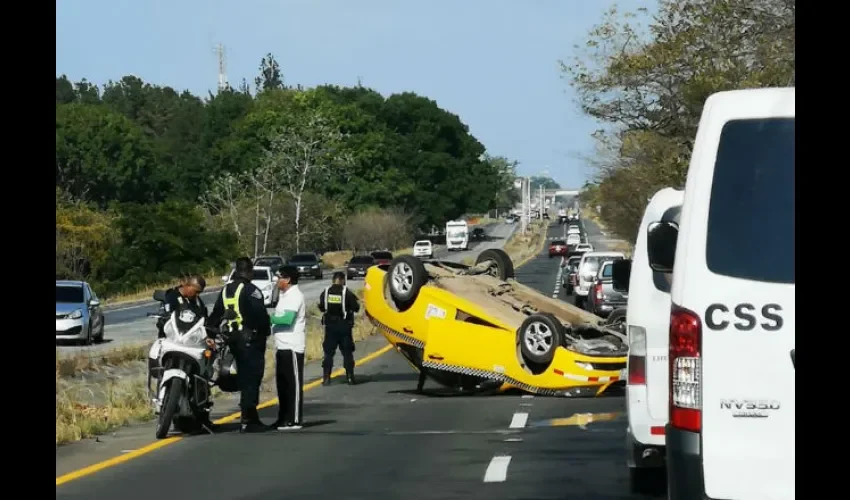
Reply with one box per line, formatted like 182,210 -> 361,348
155,378 -> 184,439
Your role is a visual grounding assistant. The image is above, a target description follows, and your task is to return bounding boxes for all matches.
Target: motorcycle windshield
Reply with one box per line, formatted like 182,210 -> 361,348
163,315 -> 208,348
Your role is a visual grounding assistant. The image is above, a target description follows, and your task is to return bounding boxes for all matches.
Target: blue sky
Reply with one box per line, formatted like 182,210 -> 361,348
56,0 -> 652,189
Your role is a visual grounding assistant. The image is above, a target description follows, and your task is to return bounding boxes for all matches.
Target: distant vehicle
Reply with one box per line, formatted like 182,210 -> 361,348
548,239 -> 568,258
346,255 -> 376,280
287,253 -> 323,280
566,233 -> 581,248
56,280 -> 105,345
413,240 -> 434,258
370,251 -> 394,266
561,256 -> 583,295
656,88 -> 794,500
575,243 -> 593,253
445,220 -> 469,251
471,227 -> 486,241
574,251 -> 626,309
585,260 -> 629,319
223,266 -> 280,307
253,255 -> 285,274
505,214 -> 517,224
567,226 -> 581,235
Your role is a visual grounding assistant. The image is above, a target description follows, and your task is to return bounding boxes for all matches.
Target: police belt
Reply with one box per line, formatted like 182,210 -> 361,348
323,314 -> 349,324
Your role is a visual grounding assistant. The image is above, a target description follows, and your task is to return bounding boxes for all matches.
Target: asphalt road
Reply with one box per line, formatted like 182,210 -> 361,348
56,219 -> 661,499
57,223 -> 516,357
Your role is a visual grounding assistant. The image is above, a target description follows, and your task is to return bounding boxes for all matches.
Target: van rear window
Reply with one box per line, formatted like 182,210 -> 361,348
706,118 -> 794,284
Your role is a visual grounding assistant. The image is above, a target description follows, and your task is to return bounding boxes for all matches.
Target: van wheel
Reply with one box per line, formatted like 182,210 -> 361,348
475,249 -> 515,280
517,313 -> 564,369
629,467 -> 665,495
386,255 -> 428,311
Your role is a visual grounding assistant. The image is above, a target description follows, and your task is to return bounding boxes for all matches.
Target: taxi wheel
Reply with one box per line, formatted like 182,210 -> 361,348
387,255 -> 428,311
475,248 -> 515,280
517,313 -> 564,368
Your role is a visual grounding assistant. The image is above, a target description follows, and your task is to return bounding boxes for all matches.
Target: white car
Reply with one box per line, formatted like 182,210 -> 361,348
574,243 -> 593,253
574,251 -> 625,309
650,88 -> 794,500
566,233 -> 581,246
223,266 -> 279,307
413,240 -> 434,258
620,187 -> 683,495
567,226 -> 581,235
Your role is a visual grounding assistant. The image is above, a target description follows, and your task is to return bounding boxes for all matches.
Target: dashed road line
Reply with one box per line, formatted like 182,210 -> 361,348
552,265 -> 563,298
483,455 -> 512,483
521,394 -> 535,399
509,412 -> 529,429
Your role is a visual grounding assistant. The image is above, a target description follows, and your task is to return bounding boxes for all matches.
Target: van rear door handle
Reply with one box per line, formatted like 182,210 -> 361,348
790,349 -> 795,369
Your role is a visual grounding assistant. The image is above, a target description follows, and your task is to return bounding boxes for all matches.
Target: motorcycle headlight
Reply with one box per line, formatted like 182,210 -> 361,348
69,309 -> 83,320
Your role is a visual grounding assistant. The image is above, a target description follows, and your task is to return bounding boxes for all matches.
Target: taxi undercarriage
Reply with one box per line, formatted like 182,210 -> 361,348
364,249 -> 629,397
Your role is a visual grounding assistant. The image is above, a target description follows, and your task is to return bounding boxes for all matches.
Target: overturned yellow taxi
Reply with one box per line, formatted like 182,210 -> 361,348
363,249 -> 628,397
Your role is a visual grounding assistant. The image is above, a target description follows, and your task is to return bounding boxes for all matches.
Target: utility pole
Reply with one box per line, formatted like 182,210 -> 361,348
215,44 -> 228,93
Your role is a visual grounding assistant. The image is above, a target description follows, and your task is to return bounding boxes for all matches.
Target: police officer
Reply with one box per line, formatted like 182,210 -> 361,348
157,275 -> 208,338
207,257 -> 271,432
318,272 -> 360,386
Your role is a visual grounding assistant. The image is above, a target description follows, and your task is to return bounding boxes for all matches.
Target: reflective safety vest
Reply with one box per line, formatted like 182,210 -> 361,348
222,283 -> 245,330
323,285 -> 348,320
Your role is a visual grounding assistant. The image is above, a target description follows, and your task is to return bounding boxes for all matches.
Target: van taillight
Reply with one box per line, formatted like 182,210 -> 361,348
594,281 -> 603,300
669,305 -> 702,433
627,325 -> 646,385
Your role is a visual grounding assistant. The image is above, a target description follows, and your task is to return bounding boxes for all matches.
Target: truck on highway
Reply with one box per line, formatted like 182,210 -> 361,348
445,220 -> 469,251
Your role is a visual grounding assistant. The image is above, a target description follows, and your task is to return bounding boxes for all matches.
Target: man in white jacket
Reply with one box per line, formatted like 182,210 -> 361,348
270,266 -> 307,430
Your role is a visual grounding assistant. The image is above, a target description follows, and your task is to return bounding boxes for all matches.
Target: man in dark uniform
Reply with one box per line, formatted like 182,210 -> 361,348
318,272 -> 360,386
207,257 -> 271,432
157,275 -> 208,338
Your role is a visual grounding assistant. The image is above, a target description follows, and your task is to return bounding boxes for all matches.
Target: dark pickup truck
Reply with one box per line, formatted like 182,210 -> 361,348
585,260 -> 628,318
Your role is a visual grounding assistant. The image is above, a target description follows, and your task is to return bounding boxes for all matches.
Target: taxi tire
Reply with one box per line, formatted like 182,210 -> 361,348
387,255 -> 428,311
517,313 -> 564,368
475,248 -> 515,280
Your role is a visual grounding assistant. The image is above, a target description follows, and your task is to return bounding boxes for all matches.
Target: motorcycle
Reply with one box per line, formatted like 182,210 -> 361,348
147,290 -> 240,439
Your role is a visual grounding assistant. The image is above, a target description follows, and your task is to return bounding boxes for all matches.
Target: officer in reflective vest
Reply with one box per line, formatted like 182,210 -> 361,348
207,257 -> 271,432
317,272 -> 360,386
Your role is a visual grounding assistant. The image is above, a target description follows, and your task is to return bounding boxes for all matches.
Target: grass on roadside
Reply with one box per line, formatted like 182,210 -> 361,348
56,371 -> 153,445
56,343 -> 151,379
503,221 -> 548,267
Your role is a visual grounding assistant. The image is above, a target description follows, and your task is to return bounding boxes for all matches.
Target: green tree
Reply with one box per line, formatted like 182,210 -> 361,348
56,103 -> 161,205
255,53 -> 284,93
562,0 -> 794,239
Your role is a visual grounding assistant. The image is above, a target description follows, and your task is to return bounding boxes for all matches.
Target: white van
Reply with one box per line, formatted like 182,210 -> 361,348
647,88 -> 795,500
616,187 -> 683,494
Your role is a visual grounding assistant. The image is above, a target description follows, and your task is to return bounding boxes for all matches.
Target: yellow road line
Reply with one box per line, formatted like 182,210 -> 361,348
56,344 -> 393,487
546,412 -> 621,428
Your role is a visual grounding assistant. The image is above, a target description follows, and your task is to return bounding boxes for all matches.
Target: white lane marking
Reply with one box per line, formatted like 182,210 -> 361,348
519,403 -> 533,407
504,437 -> 523,442
509,412 -> 529,429
521,394 -> 534,399
483,455 -> 512,483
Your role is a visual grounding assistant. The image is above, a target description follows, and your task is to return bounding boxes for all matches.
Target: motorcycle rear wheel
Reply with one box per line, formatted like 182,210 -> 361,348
155,378 -> 184,439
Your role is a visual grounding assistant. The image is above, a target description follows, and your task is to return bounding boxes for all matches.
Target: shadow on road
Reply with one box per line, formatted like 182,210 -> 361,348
56,338 -> 114,348
351,372 -> 420,384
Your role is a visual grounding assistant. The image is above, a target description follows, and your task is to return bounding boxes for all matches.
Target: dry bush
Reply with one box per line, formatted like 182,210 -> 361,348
56,374 -> 152,445
343,208 -> 414,253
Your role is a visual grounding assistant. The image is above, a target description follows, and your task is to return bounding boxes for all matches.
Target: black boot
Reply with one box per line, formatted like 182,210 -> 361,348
346,372 -> 356,385
322,367 -> 332,386
240,410 -> 266,433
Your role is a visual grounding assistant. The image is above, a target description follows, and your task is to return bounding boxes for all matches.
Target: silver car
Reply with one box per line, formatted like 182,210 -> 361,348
56,280 -> 105,345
